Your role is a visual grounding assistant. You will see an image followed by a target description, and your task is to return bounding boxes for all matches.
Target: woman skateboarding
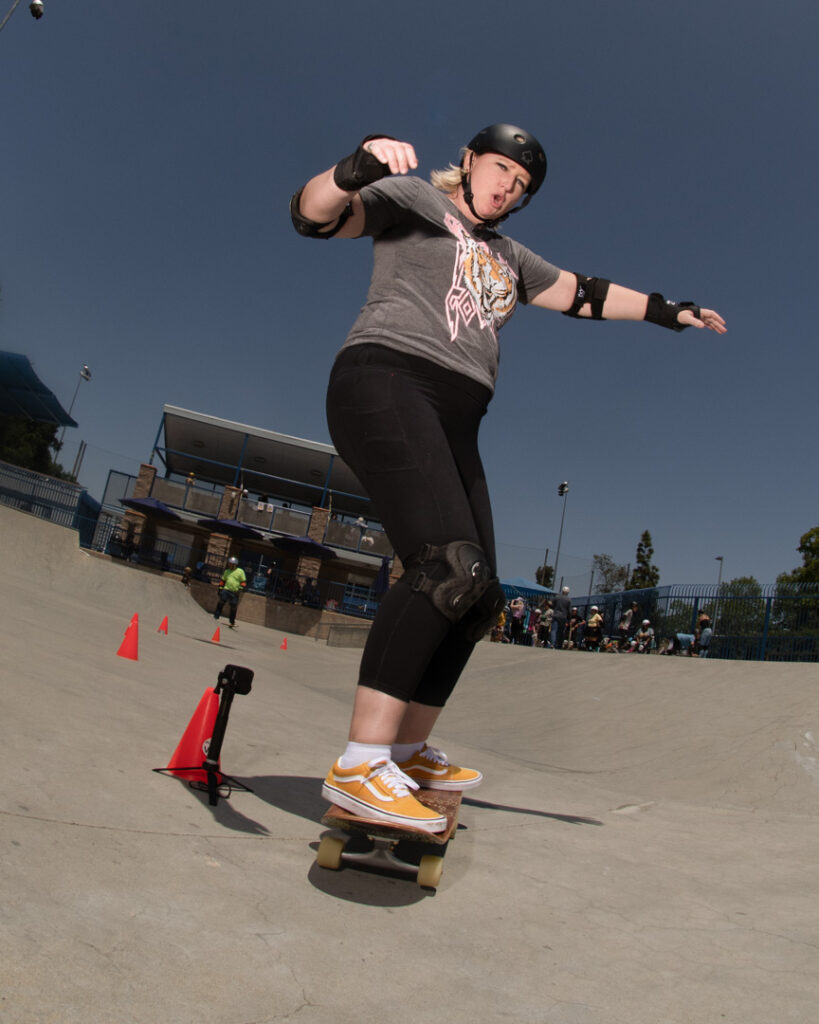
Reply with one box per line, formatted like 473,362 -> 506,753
291,124 -> 726,833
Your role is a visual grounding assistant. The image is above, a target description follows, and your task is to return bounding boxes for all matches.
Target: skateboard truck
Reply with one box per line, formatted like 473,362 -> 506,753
317,789 -> 462,889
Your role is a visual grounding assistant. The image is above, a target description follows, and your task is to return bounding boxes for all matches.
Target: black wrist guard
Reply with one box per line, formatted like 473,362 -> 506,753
645,292 -> 701,332
562,273 -> 611,320
333,135 -> 396,192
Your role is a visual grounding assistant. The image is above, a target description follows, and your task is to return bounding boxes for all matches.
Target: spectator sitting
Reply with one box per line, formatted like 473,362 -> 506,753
694,615 -> 713,657
626,619 -> 654,653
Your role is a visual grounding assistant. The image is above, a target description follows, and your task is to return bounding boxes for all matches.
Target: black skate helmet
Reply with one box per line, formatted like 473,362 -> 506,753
459,123 -> 547,228
465,123 -> 547,196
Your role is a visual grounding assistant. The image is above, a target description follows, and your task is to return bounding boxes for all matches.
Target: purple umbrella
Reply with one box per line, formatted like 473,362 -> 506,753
197,517 -> 264,540
271,535 -> 337,561
121,496 -> 181,521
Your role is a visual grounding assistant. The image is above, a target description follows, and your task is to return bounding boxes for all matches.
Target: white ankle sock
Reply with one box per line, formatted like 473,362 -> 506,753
391,740 -> 427,763
338,742 -> 391,769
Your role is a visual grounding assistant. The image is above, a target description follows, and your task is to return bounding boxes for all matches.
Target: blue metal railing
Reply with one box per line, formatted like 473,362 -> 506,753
3,461 -> 817,649
562,584 -> 819,662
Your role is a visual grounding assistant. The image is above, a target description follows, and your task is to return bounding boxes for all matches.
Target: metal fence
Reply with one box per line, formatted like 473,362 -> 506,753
3,461 -> 818,654
568,583 -> 819,662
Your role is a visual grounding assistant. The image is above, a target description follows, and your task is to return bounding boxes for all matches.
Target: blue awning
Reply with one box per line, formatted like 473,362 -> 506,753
500,577 -> 556,600
0,352 -> 77,427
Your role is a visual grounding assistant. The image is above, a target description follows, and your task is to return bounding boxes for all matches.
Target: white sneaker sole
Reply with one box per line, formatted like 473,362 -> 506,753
321,783 -> 447,833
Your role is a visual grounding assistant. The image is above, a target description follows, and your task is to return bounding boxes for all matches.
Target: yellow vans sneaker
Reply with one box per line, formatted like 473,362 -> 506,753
322,758 -> 448,833
396,745 -> 482,790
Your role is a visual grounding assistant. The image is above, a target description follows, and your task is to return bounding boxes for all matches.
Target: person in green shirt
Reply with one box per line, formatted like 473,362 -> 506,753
213,556 -> 246,628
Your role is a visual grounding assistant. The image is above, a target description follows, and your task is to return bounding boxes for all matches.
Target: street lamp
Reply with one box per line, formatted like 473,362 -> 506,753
59,364 -> 92,444
553,481 -> 569,590
714,556 -> 724,631
0,0 -> 44,33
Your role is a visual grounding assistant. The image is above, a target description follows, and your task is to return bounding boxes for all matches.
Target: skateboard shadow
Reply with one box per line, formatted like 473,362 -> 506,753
462,796 -> 603,827
248,775 -> 435,906
306,853 -> 434,907
190,776 -> 604,837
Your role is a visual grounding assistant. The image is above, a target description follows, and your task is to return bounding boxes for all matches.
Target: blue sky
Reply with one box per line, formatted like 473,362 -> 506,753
1,0 -> 816,590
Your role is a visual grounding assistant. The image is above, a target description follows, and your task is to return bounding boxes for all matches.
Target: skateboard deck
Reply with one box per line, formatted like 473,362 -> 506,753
317,788 -> 462,889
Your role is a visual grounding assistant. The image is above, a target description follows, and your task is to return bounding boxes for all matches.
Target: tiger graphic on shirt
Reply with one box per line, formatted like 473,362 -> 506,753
444,212 -> 518,343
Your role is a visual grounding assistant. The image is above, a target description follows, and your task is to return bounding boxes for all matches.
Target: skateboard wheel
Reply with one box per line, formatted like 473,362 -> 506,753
316,835 -> 346,870
417,854 -> 444,889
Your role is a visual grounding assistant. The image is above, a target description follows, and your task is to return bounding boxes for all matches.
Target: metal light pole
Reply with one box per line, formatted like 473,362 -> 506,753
714,555 -> 724,631
553,481 -> 569,591
60,364 -> 92,444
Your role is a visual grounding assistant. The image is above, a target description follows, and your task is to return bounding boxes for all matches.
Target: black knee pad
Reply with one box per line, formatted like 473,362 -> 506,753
402,541 -> 494,623
459,578 -> 506,643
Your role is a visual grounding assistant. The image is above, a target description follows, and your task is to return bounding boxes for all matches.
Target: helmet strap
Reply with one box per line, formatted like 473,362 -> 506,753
459,152 -> 531,231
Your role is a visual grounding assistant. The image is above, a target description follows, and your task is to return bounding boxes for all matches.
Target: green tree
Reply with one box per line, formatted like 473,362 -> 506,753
775,526 -> 819,635
779,527 -> 819,585
664,597 -> 696,634
592,553 -> 629,593
535,563 -> 555,589
714,576 -> 764,635
628,530 -> 660,589
0,415 -> 72,479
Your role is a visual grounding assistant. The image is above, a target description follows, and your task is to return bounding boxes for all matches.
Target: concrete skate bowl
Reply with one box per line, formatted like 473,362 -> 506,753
5,501 -> 819,819
2,503 -> 210,633
444,635 -> 819,818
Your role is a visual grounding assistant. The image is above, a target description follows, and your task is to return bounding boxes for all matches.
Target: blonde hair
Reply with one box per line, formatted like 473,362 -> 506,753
430,148 -> 468,194
430,163 -> 464,194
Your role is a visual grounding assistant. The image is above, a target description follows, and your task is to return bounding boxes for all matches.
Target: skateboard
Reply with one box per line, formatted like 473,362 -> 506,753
317,789 -> 462,889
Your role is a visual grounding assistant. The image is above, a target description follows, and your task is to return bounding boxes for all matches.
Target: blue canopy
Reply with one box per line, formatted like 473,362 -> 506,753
0,351 -> 77,427
197,517 -> 265,540
500,577 -> 555,600
121,496 -> 181,521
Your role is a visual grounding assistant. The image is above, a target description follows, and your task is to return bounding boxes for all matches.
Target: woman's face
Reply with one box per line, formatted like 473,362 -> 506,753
461,150 -> 531,221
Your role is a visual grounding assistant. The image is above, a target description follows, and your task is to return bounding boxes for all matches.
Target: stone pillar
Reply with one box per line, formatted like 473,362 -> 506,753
307,506 -> 330,542
132,463 -> 157,499
218,485 -> 242,520
118,463 -> 158,547
299,506 -> 330,581
206,532 -> 231,568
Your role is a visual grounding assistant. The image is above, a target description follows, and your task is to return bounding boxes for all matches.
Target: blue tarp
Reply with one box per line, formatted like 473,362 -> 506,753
500,577 -> 555,600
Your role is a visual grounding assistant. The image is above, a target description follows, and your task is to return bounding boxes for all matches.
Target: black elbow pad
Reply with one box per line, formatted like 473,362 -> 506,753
289,188 -> 351,240
562,273 -> 611,320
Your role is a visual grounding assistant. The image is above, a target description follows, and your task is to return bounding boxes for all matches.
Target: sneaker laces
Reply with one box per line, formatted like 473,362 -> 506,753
368,758 -> 419,796
420,745 -> 449,766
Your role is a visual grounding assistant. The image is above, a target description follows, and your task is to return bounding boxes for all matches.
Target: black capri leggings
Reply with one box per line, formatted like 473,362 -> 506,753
326,343 -> 495,707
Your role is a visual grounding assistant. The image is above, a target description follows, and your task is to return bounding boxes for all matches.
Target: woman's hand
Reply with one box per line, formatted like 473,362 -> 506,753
678,306 -> 727,334
362,138 -> 419,176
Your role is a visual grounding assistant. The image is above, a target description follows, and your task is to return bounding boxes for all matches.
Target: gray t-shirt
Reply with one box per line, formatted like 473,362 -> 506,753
340,176 -> 560,393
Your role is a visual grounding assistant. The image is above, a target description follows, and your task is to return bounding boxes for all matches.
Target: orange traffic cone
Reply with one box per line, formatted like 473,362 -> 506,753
211,627 -> 221,643
161,688 -> 221,783
117,615 -> 139,660
280,637 -> 288,651
157,616 -> 168,634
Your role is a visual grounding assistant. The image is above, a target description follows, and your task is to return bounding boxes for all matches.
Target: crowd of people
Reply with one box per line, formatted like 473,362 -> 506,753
492,591 -> 714,656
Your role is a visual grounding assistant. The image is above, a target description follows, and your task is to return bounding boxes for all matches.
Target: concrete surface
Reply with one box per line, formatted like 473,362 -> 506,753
1,502 -> 818,1024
